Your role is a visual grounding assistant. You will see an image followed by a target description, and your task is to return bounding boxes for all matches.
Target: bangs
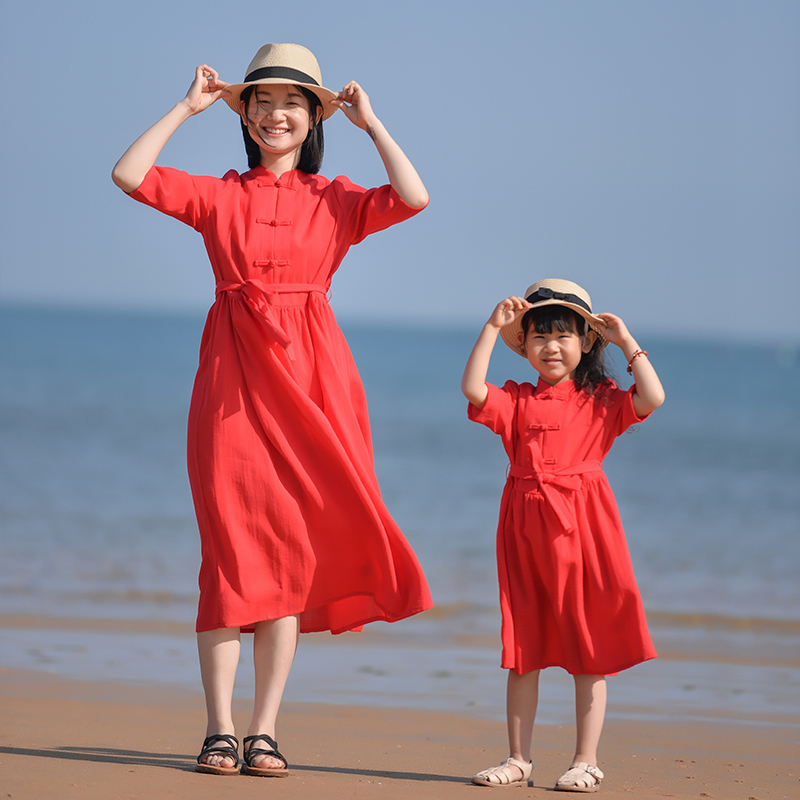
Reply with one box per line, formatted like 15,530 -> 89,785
522,306 -> 587,336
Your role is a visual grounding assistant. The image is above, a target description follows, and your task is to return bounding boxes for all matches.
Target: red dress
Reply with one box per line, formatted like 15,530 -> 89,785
469,378 -> 656,675
130,165 -> 433,634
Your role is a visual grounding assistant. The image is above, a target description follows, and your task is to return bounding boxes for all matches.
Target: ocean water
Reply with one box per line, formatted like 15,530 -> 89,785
1,305 -> 798,724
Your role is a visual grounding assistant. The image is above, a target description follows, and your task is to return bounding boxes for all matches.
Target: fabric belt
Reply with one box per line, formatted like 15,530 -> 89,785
507,461 -> 603,534
215,280 -> 328,360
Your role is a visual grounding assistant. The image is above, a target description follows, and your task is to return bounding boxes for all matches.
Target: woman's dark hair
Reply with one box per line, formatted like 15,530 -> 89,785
239,85 -> 325,173
521,305 -> 611,394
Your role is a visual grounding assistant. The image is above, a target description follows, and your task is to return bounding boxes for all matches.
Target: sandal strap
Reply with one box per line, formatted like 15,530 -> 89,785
474,756 -> 533,784
557,762 -> 604,788
197,733 -> 239,765
243,734 -> 288,769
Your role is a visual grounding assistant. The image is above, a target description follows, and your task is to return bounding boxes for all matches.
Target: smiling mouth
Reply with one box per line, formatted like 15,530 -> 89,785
255,126 -> 291,147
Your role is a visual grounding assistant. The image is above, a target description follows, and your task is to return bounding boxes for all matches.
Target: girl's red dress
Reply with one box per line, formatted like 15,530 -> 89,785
130,165 -> 433,634
469,378 -> 656,676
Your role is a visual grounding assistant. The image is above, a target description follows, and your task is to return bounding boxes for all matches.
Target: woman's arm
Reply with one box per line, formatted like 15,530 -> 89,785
462,297 -> 531,408
594,313 -> 665,417
111,65 -> 228,194
332,81 -> 428,208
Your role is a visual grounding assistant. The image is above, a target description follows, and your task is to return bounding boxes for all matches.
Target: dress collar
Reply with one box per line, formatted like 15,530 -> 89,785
534,378 -> 576,398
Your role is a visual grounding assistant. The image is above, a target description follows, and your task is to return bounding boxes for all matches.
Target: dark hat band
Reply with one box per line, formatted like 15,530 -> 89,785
526,287 -> 591,313
244,66 -> 320,86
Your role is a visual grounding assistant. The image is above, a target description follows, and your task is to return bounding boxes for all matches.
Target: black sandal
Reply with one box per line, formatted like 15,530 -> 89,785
242,733 -> 289,777
196,733 -> 240,775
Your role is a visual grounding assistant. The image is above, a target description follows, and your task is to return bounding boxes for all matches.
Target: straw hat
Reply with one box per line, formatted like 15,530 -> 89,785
500,278 -> 606,357
223,43 -> 339,120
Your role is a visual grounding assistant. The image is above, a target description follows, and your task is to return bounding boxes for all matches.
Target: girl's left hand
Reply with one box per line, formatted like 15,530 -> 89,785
593,313 -> 633,347
331,81 -> 377,130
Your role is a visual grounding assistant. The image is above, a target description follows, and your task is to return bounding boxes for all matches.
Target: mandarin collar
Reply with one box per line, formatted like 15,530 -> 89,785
534,378 -> 576,398
247,166 -> 304,188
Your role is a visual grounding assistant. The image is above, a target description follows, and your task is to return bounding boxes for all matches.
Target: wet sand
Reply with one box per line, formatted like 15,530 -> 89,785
1,655 -> 797,799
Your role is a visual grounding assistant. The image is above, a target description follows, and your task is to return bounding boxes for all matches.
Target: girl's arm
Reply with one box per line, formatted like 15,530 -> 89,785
594,313 -> 666,417
111,65 -> 228,194
331,81 -> 428,208
461,297 -> 531,408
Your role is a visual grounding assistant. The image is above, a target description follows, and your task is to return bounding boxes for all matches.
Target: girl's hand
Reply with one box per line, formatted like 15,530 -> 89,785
182,65 -> 229,115
489,296 -> 532,330
593,312 -> 633,348
331,81 -> 377,130
594,313 -> 665,415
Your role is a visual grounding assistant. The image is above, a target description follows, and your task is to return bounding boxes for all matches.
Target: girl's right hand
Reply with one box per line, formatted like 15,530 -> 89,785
181,65 -> 229,115
488,296 -> 531,330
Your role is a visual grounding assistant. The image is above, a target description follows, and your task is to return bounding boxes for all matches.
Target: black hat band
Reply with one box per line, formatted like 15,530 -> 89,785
244,66 -> 320,86
526,287 -> 591,314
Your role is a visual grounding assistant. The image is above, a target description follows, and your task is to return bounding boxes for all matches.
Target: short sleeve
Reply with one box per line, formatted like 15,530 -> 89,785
603,382 -> 651,437
328,176 -> 427,245
468,380 -> 520,436
128,165 -> 231,232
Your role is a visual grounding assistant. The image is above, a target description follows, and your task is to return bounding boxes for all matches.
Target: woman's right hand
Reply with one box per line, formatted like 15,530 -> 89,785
112,64 -> 229,193
181,65 -> 229,115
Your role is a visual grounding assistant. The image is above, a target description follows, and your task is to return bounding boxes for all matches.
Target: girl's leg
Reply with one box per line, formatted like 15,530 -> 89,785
246,614 -> 300,769
197,626 -> 242,768
472,669 -> 538,785
507,669 -> 540,766
572,673 -> 607,765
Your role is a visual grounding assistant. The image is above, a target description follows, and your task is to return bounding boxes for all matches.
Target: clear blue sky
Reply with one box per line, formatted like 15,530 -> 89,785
2,0 -> 798,342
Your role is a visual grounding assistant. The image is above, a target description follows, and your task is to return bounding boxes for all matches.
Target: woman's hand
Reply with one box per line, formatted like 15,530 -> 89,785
331,81 -> 377,131
329,80 -> 428,208
112,64 -> 229,194
182,65 -> 229,115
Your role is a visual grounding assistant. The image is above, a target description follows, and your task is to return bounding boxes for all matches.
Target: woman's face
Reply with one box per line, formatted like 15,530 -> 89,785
241,84 -> 315,159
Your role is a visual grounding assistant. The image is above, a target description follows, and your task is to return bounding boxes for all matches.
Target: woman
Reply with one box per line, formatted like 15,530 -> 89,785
112,42 -> 432,776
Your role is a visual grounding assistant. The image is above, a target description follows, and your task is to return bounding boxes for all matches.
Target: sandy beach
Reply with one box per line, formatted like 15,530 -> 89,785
2,614 -> 798,800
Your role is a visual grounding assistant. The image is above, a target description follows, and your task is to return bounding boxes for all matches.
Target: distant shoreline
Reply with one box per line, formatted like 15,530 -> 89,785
1,611 -> 797,730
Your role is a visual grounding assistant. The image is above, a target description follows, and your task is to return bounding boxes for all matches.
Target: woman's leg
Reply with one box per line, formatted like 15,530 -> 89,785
197,626 -> 242,768
507,669 -> 540,766
572,674 -> 607,765
246,614 -> 300,769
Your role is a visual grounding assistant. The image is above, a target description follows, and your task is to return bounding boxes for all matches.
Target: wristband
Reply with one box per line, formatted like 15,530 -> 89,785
626,350 -> 649,374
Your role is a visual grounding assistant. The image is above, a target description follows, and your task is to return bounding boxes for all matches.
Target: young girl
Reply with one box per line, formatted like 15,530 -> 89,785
461,279 -> 664,792
112,43 -> 433,776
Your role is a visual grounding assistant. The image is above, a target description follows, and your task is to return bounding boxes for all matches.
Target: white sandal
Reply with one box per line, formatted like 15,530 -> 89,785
472,756 -> 533,787
554,762 -> 604,792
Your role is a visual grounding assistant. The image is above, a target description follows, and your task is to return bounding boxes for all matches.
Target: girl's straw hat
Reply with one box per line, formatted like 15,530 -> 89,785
500,278 -> 606,357
223,43 -> 339,120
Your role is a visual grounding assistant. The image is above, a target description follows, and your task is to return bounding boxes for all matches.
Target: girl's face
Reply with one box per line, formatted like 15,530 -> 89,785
521,318 -> 596,386
241,84 -> 317,162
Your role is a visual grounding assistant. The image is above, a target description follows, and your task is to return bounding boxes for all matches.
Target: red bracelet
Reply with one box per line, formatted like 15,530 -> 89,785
627,350 -> 649,374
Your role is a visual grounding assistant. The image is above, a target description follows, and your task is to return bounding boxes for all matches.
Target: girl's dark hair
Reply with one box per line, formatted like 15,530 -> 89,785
521,305 -> 611,394
239,85 -> 325,173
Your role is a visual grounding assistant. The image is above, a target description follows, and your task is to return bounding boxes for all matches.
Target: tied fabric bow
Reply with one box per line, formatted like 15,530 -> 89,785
526,287 -> 592,313
215,280 -> 327,361
508,461 -> 603,534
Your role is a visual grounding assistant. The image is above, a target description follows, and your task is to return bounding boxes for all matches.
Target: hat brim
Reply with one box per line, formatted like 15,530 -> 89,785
500,301 -> 607,357
222,79 -> 339,120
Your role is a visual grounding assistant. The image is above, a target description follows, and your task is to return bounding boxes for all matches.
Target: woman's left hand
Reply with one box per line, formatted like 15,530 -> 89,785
332,81 -> 377,130
331,80 -> 428,208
